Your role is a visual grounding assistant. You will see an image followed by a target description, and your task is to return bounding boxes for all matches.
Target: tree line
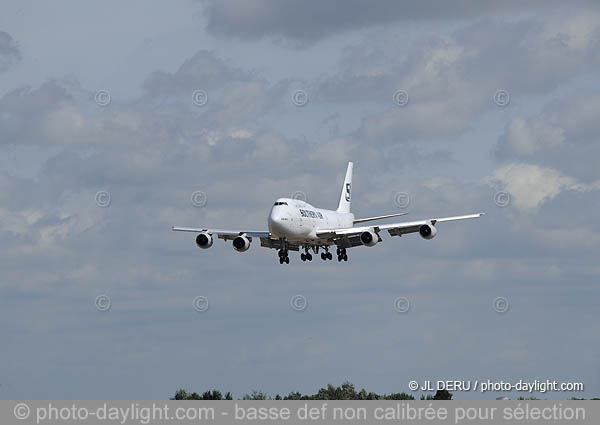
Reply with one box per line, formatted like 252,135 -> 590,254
171,381 -> 452,401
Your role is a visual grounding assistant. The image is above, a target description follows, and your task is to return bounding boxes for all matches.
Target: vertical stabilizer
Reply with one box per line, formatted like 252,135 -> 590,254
336,162 -> 353,213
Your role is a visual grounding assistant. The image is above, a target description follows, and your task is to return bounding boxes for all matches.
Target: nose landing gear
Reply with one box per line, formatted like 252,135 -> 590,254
278,238 -> 290,264
278,249 -> 289,264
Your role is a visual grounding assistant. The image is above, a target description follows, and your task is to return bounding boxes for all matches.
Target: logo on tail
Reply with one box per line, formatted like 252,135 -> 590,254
337,161 -> 353,213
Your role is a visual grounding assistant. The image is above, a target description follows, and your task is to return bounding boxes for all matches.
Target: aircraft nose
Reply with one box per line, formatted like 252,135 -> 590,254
269,210 -> 286,234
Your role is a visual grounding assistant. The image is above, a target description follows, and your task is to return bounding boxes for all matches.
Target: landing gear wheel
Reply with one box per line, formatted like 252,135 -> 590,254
337,255 -> 342,262
278,248 -> 289,264
321,253 -> 326,260
306,253 -> 312,261
327,252 -> 333,260
301,253 -> 306,261
343,254 -> 348,261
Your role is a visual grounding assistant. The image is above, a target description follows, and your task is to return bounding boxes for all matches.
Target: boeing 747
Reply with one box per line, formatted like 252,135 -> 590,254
173,162 -> 483,264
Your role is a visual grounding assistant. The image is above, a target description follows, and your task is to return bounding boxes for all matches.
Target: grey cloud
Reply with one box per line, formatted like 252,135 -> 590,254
0,81 -> 74,146
142,50 -> 252,98
201,0 -> 590,44
494,91 -> 600,181
321,14 -> 600,105
0,80 -> 177,148
0,31 -> 21,72
314,11 -> 600,147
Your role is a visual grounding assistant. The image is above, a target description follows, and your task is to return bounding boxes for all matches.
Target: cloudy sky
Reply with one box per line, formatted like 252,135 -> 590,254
1,1 -> 599,400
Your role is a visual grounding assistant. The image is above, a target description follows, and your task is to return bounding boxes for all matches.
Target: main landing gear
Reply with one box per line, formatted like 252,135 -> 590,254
300,247 -> 312,262
304,246 -> 334,261
320,249 -> 333,261
336,247 -> 348,262
276,243 -> 344,264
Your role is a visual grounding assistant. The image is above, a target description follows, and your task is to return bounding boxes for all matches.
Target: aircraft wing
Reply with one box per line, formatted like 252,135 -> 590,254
172,227 -> 301,251
172,227 -> 270,240
315,213 -> 484,248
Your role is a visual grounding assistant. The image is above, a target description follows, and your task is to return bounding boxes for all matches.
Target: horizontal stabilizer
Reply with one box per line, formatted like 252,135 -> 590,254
353,212 -> 408,224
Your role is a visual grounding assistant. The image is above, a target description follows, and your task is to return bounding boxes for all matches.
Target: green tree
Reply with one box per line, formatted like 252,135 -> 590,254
171,382 -> 455,401
172,389 -> 189,400
283,392 -> 303,400
433,389 -> 452,400
202,390 -> 223,400
385,392 -> 415,400
243,390 -> 267,400
315,382 -> 357,400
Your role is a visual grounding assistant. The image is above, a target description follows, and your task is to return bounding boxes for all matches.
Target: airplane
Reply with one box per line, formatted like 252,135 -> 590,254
173,162 -> 484,264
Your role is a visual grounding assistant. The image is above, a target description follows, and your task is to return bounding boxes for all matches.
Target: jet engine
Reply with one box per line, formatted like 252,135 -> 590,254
419,223 -> 437,240
195,232 -> 213,249
232,235 -> 251,252
360,230 -> 379,247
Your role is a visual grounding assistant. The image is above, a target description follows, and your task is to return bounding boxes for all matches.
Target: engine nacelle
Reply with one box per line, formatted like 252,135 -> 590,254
195,232 -> 213,249
419,223 -> 437,240
360,230 -> 379,247
232,235 -> 250,252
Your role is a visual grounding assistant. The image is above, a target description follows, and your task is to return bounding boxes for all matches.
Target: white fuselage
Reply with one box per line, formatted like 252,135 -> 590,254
268,198 -> 353,243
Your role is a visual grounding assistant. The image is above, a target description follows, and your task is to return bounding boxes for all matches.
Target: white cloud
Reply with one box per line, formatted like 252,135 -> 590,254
487,163 -> 600,211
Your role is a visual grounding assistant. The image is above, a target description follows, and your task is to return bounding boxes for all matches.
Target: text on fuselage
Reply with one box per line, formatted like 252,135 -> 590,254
299,209 -> 324,219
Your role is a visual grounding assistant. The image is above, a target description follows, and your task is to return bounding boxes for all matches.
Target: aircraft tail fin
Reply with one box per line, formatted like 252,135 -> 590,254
336,162 -> 353,213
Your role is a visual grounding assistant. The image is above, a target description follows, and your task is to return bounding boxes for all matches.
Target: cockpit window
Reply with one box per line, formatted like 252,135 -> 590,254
273,201 -> 288,206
